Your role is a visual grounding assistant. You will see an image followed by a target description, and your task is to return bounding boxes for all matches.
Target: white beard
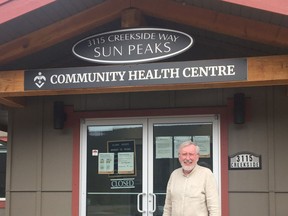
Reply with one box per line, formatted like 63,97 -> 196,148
181,159 -> 196,172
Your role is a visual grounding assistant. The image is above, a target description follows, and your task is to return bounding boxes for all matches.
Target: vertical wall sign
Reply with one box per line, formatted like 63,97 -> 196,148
72,28 -> 193,64
229,152 -> 262,170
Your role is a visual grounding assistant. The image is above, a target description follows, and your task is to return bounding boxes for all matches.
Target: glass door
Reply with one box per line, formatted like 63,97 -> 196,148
80,118 -> 148,216
79,115 -> 220,216
148,116 -> 220,216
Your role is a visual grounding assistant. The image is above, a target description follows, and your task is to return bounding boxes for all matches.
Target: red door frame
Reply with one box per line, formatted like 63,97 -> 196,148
67,106 -> 229,216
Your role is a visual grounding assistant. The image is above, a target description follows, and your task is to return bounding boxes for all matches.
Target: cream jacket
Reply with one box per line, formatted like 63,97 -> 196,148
163,165 -> 220,216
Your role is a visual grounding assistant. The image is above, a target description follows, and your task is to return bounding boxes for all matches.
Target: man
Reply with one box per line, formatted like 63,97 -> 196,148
163,140 -> 220,216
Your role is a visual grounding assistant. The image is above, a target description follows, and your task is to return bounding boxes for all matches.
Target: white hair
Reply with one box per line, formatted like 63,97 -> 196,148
178,140 -> 200,155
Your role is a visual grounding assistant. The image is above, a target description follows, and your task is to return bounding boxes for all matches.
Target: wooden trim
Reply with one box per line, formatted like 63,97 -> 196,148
121,8 -> 146,28
71,120 -> 80,216
0,70 -> 23,94
0,200 -> 5,208
220,113 -> 229,216
0,55 -> 287,103
248,55 -> 288,82
0,97 -> 25,108
131,0 -> 288,48
0,0 -> 287,65
0,0 -> 130,64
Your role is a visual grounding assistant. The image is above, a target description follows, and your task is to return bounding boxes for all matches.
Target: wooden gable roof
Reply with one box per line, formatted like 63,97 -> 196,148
0,0 -> 288,67
0,0 -> 287,111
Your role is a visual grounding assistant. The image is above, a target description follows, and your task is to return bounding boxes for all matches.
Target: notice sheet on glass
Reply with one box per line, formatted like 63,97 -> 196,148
108,140 -> 136,176
118,152 -> 134,174
174,136 -> 192,158
98,153 -> 114,174
155,136 -> 173,159
193,136 -> 211,158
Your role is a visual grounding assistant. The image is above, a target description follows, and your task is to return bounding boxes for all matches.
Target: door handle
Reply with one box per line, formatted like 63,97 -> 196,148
137,193 -> 146,213
149,193 -> 156,213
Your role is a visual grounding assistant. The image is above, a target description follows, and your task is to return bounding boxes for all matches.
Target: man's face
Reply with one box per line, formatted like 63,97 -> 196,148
179,145 -> 199,172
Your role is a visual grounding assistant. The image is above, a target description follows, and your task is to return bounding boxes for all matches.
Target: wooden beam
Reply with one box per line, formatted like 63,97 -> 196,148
0,0 -> 130,65
248,55 -> 288,84
0,97 -> 25,108
131,0 -> 288,48
121,8 -> 146,28
1,0 -> 287,66
0,55 -> 287,105
0,70 -> 24,93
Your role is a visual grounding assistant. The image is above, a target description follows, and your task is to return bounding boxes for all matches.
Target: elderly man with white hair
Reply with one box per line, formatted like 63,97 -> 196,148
163,140 -> 220,216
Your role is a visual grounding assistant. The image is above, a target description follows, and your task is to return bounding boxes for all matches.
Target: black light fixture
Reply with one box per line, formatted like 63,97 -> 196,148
233,93 -> 245,124
53,101 -> 66,129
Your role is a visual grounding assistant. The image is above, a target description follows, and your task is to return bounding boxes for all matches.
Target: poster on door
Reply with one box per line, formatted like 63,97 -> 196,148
174,136 -> 192,158
193,136 -> 211,158
108,140 -> 136,176
118,152 -> 134,174
98,153 -> 115,174
155,136 -> 173,159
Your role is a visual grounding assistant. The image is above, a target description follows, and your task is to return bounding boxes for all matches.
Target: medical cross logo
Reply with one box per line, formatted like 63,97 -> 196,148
33,72 -> 46,88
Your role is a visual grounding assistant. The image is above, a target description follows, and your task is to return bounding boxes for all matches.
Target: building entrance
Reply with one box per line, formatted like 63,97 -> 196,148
79,115 -> 220,215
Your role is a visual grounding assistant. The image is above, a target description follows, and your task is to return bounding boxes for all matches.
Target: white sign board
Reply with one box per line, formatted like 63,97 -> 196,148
229,152 -> 261,170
